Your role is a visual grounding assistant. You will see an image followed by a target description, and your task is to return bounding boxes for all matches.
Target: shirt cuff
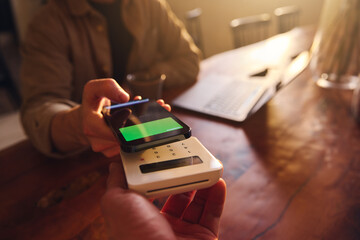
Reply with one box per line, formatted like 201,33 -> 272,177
21,100 -> 88,158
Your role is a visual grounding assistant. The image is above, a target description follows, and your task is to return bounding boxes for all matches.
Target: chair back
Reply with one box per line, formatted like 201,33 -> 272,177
230,13 -> 271,48
185,8 -> 204,55
274,6 -> 300,33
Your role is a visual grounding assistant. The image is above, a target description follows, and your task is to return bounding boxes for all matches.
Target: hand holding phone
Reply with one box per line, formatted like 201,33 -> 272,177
102,99 -> 191,152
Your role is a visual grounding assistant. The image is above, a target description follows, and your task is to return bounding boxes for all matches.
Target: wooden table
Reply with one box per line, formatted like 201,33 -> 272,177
1,26 -> 360,240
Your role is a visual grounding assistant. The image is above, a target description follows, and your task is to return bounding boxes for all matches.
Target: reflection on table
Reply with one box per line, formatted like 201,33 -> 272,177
1,26 -> 360,240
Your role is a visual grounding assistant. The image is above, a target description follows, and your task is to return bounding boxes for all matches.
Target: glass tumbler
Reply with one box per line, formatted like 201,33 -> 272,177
352,74 -> 360,123
310,0 -> 359,89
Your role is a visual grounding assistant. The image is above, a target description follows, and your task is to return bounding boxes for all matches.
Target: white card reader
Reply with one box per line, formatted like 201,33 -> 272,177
120,137 -> 223,198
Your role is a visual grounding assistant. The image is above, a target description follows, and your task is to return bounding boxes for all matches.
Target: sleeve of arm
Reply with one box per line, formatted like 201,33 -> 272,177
20,8 -> 80,157
148,0 -> 201,89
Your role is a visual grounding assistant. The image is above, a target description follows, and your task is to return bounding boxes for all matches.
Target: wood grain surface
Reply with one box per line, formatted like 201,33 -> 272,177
1,26 -> 359,240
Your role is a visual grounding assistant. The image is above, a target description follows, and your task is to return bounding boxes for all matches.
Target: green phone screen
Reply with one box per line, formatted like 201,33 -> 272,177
119,117 -> 183,142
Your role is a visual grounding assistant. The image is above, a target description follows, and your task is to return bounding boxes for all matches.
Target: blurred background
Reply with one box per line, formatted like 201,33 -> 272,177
0,0 -> 327,149
10,0 -> 325,56
167,0 -> 324,57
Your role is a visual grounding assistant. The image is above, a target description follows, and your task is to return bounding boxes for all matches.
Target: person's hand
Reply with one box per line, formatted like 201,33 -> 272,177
82,83 -> 171,157
51,78 -> 172,157
101,162 -> 226,240
51,78 -> 129,156
81,79 -> 130,157
155,98 -> 171,112
81,81 -> 171,157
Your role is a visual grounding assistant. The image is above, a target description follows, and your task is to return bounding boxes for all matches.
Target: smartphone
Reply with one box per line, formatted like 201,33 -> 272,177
102,99 -> 191,152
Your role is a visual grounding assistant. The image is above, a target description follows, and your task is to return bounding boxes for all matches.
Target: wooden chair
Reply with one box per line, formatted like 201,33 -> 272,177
230,13 -> 271,48
185,8 -> 204,56
274,6 -> 300,33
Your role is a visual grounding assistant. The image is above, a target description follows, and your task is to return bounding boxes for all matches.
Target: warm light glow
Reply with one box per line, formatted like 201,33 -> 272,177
249,35 -> 291,65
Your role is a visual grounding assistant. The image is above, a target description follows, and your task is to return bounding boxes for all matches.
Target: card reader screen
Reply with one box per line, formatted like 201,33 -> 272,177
119,117 -> 183,142
140,156 -> 203,174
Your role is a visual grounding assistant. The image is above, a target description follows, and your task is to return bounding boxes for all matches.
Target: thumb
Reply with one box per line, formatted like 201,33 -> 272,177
107,162 -> 128,189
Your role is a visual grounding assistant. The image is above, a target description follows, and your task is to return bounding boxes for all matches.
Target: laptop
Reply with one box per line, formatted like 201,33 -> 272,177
172,51 -> 309,122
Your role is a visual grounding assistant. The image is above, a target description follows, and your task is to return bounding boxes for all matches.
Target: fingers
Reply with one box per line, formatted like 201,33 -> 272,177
181,189 -> 208,224
157,99 -> 165,105
85,124 -> 120,158
82,114 -> 116,139
82,79 -> 129,110
182,179 -> 226,234
88,137 -> 117,151
198,179 -> 226,235
103,161 -> 177,239
101,145 -> 121,158
101,187 -> 176,240
156,99 -> 171,112
80,79 -> 129,157
81,80 -> 126,141
161,191 -> 196,218
107,162 -> 127,189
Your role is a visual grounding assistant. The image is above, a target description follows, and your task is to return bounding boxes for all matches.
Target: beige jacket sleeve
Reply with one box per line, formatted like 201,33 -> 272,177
20,0 -> 201,157
20,6 -> 79,157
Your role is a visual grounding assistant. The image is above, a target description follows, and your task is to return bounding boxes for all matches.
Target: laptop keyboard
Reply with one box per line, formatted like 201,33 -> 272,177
203,80 -> 263,116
